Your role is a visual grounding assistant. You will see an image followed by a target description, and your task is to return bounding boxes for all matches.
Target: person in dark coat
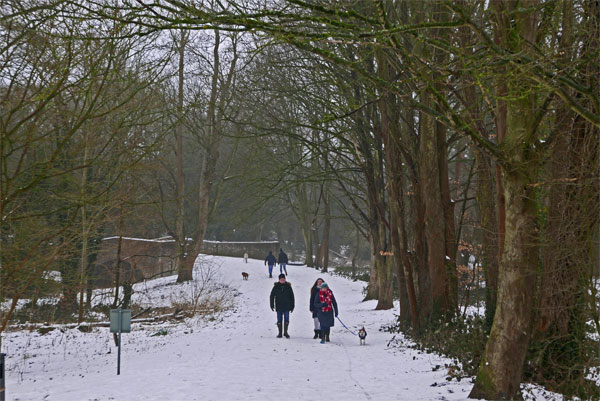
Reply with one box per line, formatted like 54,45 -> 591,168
270,273 -> 295,338
313,282 -> 338,344
264,251 -> 276,278
309,278 -> 325,339
277,248 -> 288,275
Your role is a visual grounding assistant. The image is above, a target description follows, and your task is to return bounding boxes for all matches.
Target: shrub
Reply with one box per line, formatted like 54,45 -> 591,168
385,314 -> 489,379
330,265 -> 370,282
150,328 -> 168,337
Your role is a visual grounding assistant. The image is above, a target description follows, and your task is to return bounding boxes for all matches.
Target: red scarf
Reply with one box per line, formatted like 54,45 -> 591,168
319,288 -> 332,312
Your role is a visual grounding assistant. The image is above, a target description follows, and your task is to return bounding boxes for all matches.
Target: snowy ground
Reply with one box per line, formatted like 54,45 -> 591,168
4,255 -> 563,401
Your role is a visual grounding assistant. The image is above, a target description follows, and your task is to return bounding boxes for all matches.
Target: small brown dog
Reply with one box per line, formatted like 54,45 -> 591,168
241,272 -> 249,280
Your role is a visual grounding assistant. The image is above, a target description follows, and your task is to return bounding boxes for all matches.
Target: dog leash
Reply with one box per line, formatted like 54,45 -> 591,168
336,316 -> 357,336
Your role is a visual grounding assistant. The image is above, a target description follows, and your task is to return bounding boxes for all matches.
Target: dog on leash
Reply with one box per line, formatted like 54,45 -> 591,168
241,272 -> 249,280
358,327 -> 367,345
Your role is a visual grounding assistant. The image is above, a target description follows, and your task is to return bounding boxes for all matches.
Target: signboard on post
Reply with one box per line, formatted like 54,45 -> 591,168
110,309 -> 131,333
110,308 -> 131,375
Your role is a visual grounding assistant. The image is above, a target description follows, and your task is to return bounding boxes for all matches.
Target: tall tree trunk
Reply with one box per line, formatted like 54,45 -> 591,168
377,59 -> 413,319
397,174 -> 419,328
470,5 -> 540,393
351,228 -> 360,277
345,57 -> 385,302
288,179 -> 315,267
413,179 -> 430,324
320,192 -> 330,273
474,148 -> 499,330
175,30 -> 189,282
303,225 -> 314,267
390,200 -> 410,322
431,5 -> 457,315
388,175 -> 412,319
181,139 -> 219,279
457,12 -> 500,328
493,5 -> 507,264
314,216 -> 322,269
362,141 -> 384,303
78,131 -> 89,324
178,30 -> 237,281
364,229 -> 380,302
374,223 -> 394,310
112,207 -> 124,309
470,163 -> 539,400
437,120 -> 458,315
419,98 -> 448,322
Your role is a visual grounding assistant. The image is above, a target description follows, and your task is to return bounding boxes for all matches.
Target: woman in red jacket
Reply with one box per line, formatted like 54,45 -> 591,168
313,282 -> 338,344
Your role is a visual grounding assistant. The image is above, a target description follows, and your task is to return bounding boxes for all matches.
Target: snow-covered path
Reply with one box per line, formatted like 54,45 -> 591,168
5,255 -> 475,401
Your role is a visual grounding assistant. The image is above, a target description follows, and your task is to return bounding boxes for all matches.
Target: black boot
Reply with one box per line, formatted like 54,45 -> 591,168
283,322 -> 290,339
276,322 -> 282,338
325,328 -> 330,342
313,330 -> 320,339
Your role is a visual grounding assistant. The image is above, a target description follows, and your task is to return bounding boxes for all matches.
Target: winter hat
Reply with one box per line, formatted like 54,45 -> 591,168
278,273 -> 286,279
320,282 -> 329,289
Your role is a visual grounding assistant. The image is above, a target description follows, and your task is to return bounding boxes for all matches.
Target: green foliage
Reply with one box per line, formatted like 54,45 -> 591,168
385,314 -> 489,378
11,301 -> 60,325
527,333 -> 599,400
526,290 -> 599,400
37,326 -> 56,335
330,265 -> 370,283
150,328 -> 169,337
91,303 -> 112,319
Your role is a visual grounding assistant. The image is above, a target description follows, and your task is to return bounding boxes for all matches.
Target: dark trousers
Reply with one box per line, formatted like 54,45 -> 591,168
276,310 -> 290,323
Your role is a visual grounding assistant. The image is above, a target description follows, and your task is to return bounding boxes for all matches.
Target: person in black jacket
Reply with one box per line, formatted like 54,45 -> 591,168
270,274 -> 295,338
265,251 -> 276,278
277,248 -> 288,275
309,278 -> 324,339
313,282 -> 338,343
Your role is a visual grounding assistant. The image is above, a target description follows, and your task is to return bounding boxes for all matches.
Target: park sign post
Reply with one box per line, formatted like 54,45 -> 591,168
110,308 -> 131,375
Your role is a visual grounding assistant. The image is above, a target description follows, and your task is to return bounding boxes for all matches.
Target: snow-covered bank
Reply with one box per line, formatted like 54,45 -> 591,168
4,255 -> 562,400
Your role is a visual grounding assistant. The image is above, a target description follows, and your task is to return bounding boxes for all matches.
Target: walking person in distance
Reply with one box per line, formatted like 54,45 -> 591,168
278,248 -> 288,276
264,250 -> 276,278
